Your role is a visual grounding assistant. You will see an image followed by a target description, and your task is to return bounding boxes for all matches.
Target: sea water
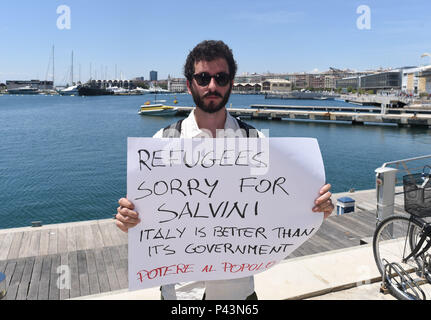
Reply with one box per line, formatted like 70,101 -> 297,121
0,93 -> 430,228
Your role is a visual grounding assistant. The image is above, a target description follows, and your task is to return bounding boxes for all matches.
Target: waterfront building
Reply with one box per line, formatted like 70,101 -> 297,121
261,79 -> 292,93
324,76 -> 336,90
168,77 -> 187,93
336,70 -> 402,93
234,73 -> 264,84
150,71 -> 158,82
360,71 -> 401,91
232,83 -> 262,93
401,65 -> 431,95
289,73 -> 310,89
418,69 -> 431,94
309,74 -> 326,89
336,77 -> 361,91
6,80 -> 54,90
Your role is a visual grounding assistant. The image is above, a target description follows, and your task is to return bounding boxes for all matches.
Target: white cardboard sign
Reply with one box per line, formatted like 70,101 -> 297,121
127,137 -> 325,291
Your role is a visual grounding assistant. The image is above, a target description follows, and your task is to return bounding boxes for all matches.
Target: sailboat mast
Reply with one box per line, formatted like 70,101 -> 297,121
71,51 -> 74,85
52,45 -> 55,88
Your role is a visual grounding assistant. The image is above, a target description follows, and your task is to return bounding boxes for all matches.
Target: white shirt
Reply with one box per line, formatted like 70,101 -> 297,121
153,109 -> 263,300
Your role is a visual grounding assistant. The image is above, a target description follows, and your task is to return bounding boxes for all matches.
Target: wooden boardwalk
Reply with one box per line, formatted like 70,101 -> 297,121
0,188 -> 408,300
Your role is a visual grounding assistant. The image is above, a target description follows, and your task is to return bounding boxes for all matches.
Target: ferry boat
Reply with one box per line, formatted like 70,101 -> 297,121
138,103 -> 178,116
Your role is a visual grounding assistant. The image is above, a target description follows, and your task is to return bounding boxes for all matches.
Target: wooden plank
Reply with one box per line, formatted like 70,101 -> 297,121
0,232 -> 13,260
85,250 -> 100,295
28,230 -> 41,258
75,225 -> 86,251
324,216 -> 368,241
99,222 -> 114,247
27,256 -> 43,300
59,252 -> 70,300
117,244 -> 128,268
0,233 -> 5,257
7,232 -> 23,260
101,246 -> 120,291
68,251 -> 80,299
109,246 -> 128,289
5,258 -> 25,300
39,230 -> 49,256
315,222 -> 356,250
107,220 -> 127,246
83,224 -> 94,250
339,213 -> 376,235
90,224 -> 104,248
49,254 -> 61,300
38,255 -> 52,300
16,257 -> 35,300
327,215 -> 373,239
48,229 -> 58,255
77,250 -> 90,297
93,248 -> 110,293
3,260 -> 17,297
67,226 -> 77,252
57,227 -> 68,253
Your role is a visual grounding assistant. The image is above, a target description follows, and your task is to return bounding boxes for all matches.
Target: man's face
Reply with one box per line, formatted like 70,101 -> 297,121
187,58 -> 233,114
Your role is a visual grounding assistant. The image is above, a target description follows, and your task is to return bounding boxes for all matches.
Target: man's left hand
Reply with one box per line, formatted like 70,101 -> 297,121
312,183 -> 334,219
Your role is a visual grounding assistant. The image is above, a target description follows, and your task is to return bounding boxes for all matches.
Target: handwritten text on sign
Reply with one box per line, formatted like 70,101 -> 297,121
127,138 -> 325,290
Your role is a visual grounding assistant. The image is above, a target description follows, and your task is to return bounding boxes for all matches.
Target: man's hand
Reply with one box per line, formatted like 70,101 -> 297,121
115,197 -> 141,233
312,184 -> 334,219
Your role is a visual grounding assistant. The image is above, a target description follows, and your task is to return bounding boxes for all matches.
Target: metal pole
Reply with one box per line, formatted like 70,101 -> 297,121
375,166 -> 398,233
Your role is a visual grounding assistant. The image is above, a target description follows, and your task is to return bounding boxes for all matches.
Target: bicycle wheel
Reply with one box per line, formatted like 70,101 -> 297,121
373,215 -> 426,300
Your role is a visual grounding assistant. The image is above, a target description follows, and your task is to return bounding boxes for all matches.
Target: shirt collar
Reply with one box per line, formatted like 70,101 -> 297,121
182,108 -> 240,138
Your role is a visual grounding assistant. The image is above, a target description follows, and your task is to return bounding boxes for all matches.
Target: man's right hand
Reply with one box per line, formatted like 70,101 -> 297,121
116,197 -> 141,233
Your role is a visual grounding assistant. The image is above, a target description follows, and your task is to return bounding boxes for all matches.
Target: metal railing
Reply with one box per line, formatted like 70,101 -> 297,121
375,154 -> 431,223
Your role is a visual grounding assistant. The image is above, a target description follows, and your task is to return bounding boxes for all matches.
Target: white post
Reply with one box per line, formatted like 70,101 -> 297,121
375,166 -> 398,224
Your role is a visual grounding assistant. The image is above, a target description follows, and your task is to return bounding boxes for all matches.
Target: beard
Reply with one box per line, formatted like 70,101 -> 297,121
190,84 -> 232,114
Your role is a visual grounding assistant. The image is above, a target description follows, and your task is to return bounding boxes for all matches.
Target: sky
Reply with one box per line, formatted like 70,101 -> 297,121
0,0 -> 430,85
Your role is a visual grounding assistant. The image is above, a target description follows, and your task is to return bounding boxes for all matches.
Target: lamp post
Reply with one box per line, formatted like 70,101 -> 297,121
421,53 -> 431,65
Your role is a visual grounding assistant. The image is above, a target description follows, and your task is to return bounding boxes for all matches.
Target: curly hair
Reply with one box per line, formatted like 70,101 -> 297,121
184,40 -> 238,81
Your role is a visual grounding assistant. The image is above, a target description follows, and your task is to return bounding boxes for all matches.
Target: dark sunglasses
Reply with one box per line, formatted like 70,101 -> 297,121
192,72 -> 231,87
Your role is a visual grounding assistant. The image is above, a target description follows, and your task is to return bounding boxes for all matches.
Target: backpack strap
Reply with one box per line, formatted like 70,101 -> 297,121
236,117 -> 258,138
162,119 -> 184,138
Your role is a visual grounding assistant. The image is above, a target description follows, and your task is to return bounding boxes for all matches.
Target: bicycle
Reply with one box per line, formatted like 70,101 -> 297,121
373,165 -> 431,300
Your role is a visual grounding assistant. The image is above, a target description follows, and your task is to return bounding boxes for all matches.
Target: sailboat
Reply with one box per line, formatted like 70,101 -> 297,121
59,51 -> 81,96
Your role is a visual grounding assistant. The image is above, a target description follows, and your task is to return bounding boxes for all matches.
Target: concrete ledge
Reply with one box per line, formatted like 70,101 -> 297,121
75,243 -> 383,300
254,243 -> 381,300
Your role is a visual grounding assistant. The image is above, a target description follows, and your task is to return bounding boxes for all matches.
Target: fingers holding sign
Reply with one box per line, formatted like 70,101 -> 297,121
116,197 -> 141,233
312,183 -> 334,219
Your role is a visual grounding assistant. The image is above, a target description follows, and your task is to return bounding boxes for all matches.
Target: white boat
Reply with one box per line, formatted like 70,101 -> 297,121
59,85 -> 80,96
138,104 -> 178,116
7,86 -> 40,95
106,86 -> 130,95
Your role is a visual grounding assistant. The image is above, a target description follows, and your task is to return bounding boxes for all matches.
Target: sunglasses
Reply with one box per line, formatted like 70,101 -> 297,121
192,72 -> 231,87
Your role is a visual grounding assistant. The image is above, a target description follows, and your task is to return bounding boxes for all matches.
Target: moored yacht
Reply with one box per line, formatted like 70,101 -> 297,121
59,85 -> 80,96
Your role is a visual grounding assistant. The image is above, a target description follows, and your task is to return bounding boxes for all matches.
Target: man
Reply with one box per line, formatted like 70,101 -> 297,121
116,40 -> 334,300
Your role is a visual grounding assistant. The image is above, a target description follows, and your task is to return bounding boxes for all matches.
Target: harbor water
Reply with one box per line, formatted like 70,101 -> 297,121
1,93 -> 430,229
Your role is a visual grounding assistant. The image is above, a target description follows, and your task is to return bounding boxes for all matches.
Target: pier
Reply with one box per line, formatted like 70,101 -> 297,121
175,106 -> 431,127
0,188 -> 406,300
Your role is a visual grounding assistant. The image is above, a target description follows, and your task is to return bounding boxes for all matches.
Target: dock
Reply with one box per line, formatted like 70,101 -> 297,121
0,187 -> 411,300
176,106 -> 431,127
